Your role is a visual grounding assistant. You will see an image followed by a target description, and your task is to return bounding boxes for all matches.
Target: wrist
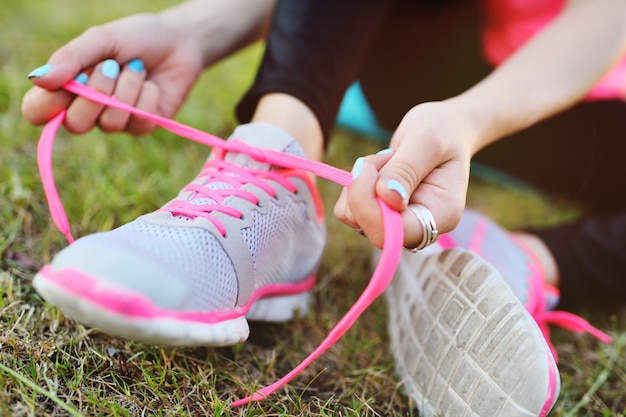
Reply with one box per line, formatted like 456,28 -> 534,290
446,89 -> 537,156
442,96 -> 490,156
158,0 -> 273,68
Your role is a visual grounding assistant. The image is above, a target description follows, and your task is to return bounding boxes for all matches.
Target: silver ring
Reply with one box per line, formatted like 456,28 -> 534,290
404,204 -> 439,252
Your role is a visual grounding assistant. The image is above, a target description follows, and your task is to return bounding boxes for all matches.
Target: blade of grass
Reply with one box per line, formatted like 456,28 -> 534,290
563,333 -> 625,417
0,361 -> 84,417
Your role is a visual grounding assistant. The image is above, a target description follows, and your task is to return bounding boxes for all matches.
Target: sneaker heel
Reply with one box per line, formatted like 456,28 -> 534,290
246,291 -> 311,322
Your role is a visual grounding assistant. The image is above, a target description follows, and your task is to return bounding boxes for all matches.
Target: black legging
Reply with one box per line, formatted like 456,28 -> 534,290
236,0 -> 626,306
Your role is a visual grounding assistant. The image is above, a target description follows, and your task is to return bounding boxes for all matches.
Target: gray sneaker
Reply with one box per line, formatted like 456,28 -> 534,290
385,247 -> 560,417
33,123 -> 326,346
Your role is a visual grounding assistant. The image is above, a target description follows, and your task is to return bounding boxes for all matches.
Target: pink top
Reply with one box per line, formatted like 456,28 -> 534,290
481,0 -> 626,101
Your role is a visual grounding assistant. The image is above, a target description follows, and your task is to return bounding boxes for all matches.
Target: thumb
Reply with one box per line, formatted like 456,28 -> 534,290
22,52 -> 92,126
24,28 -> 120,125
374,149 -> 423,212
27,61 -> 84,90
23,51 -> 89,125
375,135 -> 470,242
27,25 -> 120,89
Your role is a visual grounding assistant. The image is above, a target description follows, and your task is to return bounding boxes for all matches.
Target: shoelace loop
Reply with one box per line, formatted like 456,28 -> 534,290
529,281 -> 613,362
160,158 -> 296,236
38,81 -> 404,407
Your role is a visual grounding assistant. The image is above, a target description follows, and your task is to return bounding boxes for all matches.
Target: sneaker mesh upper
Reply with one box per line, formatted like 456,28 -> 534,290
49,123 -> 325,314
243,198 -> 313,288
124,219 -> 239,311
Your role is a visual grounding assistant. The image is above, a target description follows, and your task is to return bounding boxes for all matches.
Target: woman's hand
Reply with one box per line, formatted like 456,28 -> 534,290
21,12 -> 208,135
22,0 -> 274,135
334,100 -> 476,249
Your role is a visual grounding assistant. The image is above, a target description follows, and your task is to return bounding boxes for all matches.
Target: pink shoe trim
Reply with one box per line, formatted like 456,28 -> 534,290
436,218 -> 488,252
467,219 -> 488,253
436,233 -> 456,249
539,349 -> 559,417
512,235 -> 612,362
37,82 -> 405,407
509,234 -> 547,314
38,265 -> 316,324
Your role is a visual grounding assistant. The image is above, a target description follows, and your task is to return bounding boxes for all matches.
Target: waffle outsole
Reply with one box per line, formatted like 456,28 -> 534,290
386,248 -> 559,417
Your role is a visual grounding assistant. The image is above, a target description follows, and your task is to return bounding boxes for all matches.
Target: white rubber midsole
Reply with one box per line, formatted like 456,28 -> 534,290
33,272 -> 310,347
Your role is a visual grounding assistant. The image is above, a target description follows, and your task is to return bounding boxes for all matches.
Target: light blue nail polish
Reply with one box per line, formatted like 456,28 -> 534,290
28,64 -> 52,78
352,157 -> 365,180
387,179 -> 408,201
74,73 -> 89,85
376,148 -> 394,155
127,58 -> 144,73
101,59 -> 120,79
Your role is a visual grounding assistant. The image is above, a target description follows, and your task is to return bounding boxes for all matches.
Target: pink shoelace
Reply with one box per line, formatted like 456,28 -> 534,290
518,236 -> 613,362
37,81 -> 404,406
160,155 -> 301,236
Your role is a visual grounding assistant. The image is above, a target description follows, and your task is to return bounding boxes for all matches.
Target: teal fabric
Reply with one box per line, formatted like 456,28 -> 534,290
336,82 -> 392,144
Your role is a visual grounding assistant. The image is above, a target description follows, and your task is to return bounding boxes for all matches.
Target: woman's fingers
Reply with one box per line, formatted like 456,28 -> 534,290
65,59 -> 120,133
24,59 -> 156,135
126,80 -> 159,135
341,156 -> 467,249
21,85 -> 75,125
334,150 -> 395,233
99,59 -> 147,132
342,157 -> 386,247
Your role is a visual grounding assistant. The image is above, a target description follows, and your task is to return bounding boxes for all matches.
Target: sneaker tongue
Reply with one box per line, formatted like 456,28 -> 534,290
224,122 -> 306,171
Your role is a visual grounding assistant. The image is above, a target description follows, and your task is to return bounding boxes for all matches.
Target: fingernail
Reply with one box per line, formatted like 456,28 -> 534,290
28,64 -> 52,78
101,59 -> 120,79
376,148 -> 394,155
387,179 -> 408,202
351,157 -> 365,180
74,73 -> 89,85
127,58 -> 144,73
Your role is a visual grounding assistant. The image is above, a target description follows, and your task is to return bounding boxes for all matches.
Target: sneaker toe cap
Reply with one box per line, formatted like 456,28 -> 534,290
50,234 -> 190,311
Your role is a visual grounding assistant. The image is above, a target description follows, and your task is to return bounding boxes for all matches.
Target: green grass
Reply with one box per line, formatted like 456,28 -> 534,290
1,0 -> 625,415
